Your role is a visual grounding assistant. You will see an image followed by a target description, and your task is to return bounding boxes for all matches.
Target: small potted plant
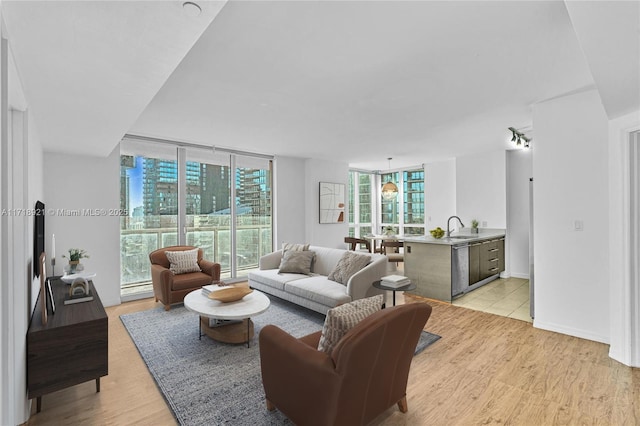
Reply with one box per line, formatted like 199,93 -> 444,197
63,248 -> 89,274
471,219 -> 479,234
382,225 -> 395,237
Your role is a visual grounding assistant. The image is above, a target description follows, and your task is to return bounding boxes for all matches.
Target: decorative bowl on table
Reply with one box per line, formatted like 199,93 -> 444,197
429,227 -> 445,239
208,286 -> 253,303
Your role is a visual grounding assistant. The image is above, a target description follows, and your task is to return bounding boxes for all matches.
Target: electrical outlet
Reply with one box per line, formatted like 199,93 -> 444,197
574,220 -> 583,231
482,221 -> 487,227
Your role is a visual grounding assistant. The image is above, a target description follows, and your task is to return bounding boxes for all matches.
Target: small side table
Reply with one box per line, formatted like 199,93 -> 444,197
373,280 -> 417,307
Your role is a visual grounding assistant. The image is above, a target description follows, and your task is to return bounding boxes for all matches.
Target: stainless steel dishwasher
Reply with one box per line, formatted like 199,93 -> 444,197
451,244 -> 469,298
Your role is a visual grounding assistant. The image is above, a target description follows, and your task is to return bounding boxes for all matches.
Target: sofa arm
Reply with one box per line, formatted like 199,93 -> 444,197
199,259 -> 221,282
259,325 -> 340,423
259,250 -> 283,270
346,257 -> 387,301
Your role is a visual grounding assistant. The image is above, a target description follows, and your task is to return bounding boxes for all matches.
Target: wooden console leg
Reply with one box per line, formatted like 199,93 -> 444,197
397,396 -> 408,413
164,304 -> 170,311
37,396 -> 42,413
96,378 -> 101,393
266,399 -> 275,411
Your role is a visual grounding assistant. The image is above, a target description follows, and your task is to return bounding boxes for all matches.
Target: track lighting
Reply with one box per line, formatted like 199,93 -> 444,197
508,127 -> 532,149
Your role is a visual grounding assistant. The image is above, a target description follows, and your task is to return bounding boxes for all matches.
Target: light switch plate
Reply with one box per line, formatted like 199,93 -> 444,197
574,220 -> 583,231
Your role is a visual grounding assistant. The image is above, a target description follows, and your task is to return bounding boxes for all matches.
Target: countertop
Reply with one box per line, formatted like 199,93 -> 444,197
403,228 -> 506,246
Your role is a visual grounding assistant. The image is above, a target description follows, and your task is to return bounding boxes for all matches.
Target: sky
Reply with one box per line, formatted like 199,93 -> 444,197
127,157 -> 143,211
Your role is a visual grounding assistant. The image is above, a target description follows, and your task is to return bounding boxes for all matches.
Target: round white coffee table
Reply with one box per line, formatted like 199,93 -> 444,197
184,288 -> 270,347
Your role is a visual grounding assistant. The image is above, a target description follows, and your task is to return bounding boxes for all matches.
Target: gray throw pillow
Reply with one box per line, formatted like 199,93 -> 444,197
281,242 -> 310,253
317,295 -> 384,353
327,251 -> 371,285
278,250 -> 315,275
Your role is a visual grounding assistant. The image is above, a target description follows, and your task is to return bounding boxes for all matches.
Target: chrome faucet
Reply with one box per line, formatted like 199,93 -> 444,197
446,216 -> 464,237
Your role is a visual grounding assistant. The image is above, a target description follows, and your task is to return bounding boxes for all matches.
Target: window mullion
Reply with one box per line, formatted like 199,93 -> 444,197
177,147 -> 187,245
230,154 -> 237,277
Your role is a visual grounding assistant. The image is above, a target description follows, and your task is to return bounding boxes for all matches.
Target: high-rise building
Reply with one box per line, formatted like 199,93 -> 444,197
143,158 -> 178,228
200,163 -> 230,214
404,169 -> 424,225
238,168 -> 271,218
140,158 -> 269,227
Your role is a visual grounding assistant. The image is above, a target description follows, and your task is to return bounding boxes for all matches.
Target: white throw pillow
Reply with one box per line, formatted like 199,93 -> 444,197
327,251 -> 371,285
317,294 -> 384,354
165,248 -> 201,275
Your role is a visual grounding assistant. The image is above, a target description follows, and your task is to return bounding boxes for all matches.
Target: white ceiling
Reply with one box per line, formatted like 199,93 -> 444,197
2,1 -> 638,170
2,0 -> 226,157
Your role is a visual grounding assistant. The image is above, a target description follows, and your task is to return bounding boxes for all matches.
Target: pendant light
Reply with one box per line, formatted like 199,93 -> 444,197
381,157 -> 399,200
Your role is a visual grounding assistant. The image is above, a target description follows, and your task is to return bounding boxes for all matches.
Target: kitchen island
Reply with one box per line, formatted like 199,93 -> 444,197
403,229 -> 505,302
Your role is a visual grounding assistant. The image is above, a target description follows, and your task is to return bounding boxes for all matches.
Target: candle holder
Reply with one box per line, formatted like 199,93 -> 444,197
51,257 -> 56,277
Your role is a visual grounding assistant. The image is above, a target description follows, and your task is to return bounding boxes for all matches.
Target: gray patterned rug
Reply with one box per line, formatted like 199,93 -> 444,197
120,295 -> 440,425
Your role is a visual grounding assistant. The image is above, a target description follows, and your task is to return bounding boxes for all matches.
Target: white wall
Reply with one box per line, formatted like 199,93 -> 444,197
0,30 -> 45,424
506,149 -> 532,278
304,158 -> 349,248
532,89 -> 609,343
456,150 -> 507,229
607,111 -> 640,366
274,155 -> 306,247
424,159 -> 456,230
44,147 -> 121,307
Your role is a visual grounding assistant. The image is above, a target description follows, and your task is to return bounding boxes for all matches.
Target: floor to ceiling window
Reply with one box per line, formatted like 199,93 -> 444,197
120,136 -> 273,298
402,169 -> 425,235
348,166 -> 425,238
380,171 -> 400,234
348,170 -> 374,238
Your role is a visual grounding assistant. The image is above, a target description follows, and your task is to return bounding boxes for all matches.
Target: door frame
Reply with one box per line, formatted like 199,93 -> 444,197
608,112 -> 640,367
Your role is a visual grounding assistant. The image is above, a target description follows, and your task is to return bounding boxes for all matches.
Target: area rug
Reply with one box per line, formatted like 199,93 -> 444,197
120,296 -> 440,425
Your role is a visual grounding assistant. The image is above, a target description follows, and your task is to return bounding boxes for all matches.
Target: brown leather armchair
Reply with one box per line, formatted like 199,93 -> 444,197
149,245 -> 221,311
259,302 -> 433,425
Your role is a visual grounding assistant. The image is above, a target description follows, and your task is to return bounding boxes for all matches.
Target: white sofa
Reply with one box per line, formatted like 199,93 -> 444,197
248,246 -> 388,314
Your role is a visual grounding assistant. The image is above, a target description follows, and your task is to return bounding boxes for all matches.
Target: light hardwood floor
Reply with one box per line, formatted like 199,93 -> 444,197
26,292 -> 640,425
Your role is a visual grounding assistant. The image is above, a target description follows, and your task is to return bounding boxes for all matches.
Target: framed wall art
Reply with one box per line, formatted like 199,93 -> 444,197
319,182 -> 345,224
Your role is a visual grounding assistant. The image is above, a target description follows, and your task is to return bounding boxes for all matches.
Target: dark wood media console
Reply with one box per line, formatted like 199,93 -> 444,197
27,278 -> 108,412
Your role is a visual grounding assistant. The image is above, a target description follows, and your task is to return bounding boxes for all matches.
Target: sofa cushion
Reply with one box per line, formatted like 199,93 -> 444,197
307,246 -> 349,276
317,294 -> 384,353
327,251 -> 371,285
165,248 -> 201,275
284,276 -> 353,308
248,269 -> 309,292
171,271 -> 212,291
279,250 -> 315,274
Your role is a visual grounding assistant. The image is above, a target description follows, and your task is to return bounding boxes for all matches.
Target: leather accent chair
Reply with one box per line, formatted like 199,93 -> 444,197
259,302 -> 432,425
149,245 -> 221,311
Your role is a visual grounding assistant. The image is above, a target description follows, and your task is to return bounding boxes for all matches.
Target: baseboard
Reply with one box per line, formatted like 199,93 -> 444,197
533,319 -> 609,345
510,272 -> 529,279
121,290 -> 154,303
